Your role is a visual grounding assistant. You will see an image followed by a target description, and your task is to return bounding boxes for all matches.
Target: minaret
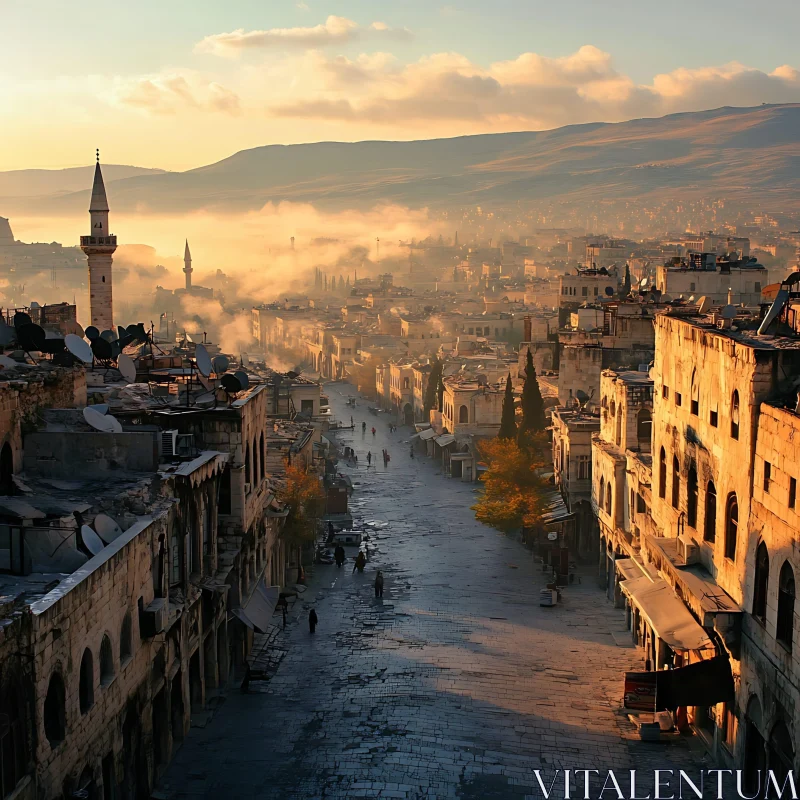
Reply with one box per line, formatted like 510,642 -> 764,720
80,151 -> 116,331
183,239 -> 193,291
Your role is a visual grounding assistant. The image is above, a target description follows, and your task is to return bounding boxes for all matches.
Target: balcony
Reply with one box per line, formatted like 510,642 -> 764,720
80,235 -> 117,246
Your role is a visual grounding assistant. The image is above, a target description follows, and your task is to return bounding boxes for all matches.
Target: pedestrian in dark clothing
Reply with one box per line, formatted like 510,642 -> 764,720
240,662 -> 251,692
327,521 -> 335,543
367,451 -> 372,466
335,544 -> 345,567
362,421 -> 366,433
309,608 -> 318,634
374,570 -> 384,598
277,596 -> 288,628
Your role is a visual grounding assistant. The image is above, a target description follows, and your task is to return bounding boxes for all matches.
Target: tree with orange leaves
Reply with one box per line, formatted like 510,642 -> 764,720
277,462 -> 325,544
471,433 -> 550,532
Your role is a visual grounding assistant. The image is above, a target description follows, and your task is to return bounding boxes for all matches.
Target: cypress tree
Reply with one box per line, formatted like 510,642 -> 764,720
437,371 -> 445,411
424,358 -> 441,414
498,373 -> 517,440
518,348 -> 546,440
622,263 -> 631,297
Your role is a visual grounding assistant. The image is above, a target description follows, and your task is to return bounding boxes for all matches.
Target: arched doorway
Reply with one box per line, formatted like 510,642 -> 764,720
0,442 -> 13,495
403,403 -> 413,426
743,696 -> 766,794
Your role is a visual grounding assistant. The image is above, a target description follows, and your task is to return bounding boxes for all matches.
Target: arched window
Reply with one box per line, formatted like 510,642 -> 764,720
458,405 -> 469,423
120,613 -> 132,663
636,408 -> 652,451
403,377 -> 409,389
731,390 -> 740,440
43,672 -> 66,746
659,448 -> 666,499
725,493 -> 738,560
599,476 -> 605,510
753,543 -> 769,623
79,649 -> 94,714
244,442 -> 250,485
100,635 -> 114,687
605,482 -> 612,515
615,405 -> 622,446
687,466 -> 698,528
671,455 -> 680,509
252,437 -> 259,486
777,562 -> 796,650
690,368 -> 699,416
704,481 -> 717,542
768,721 -> 795,784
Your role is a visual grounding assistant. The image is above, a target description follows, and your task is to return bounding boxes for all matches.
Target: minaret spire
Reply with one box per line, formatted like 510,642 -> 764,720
183,239 -> 193,291
80,151 -> 116,330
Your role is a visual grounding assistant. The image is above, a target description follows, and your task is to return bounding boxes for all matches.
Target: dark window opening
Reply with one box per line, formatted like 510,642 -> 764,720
704,481 -> 717,543
687,466 -> 698,528
659,448 -> 666,499
752,543 -> 769,624
725,493 -> 738,560
777,562 -> 795,651
710,410 -> 718,427
43,673 -> 66,746
790,477 -> 797,510
671,455 -> 680,509
731,391 -> 740,440
79,648 -> 94,714
100,635 -> 114,687
763,461 -> 771,493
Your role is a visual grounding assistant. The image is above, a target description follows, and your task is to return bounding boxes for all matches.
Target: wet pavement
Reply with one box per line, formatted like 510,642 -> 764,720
158,386 -> 711,800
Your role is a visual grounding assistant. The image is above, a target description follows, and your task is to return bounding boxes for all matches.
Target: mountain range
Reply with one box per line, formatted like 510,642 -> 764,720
3,104 -> 800,215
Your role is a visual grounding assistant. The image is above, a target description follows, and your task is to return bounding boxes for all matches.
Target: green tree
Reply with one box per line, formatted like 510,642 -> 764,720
498,373 -> 517,440
518,349 -> 546,444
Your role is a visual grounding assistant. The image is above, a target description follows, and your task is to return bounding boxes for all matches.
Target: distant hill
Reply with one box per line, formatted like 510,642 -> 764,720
0,164 -> 166,199
4,104 -> 800,214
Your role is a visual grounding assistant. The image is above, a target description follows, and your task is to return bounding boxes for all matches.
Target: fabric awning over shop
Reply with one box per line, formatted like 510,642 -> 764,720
616,557 -> 649,583
619,577 -> 714,652
418,428 -> 437,441
435,434 -> 456,447
232,582 -> 280,633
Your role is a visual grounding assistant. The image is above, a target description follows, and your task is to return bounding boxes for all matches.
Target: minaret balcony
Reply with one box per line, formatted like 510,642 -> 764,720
81,235 -> 117,246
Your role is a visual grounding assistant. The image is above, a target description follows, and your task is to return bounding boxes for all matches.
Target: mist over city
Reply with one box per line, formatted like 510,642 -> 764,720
1,2 -> 799,799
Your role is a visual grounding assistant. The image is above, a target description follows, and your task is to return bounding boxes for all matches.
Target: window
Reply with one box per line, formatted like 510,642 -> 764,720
725,493 -> 738,560
120,613 -> 132,663
690,282 -> 696,292
458,405 -> 468,423
675,392 -> 682,407
671,456 -> 680,509
582,286 -> 588,297
594,287 -> 598,296
755,282 -> 761,292
252,436 -> 259,486
599,476 -> 605,509
763,462 -> 771,493
687,466 -> 698,528
170,527 -> 181,586
753,543 -> 769,623
662,385 -> 669,399
630,489 -> 635,519
636,494 -> 646,514
777,562 -> 795,650
100,635 -> 114,687
605,482 -> 612,515
659,448 -> 667,499
731,391 -> 740,440
260,432 -> 266,481
690,369 -> 699,416
705,481 -> 717,542
710,409 -> 718,427
43,673 -> 66,746
578,456 -> 590,480
636,408 -> 652,449
790,478 -> 797,509
79,648 -> 94,714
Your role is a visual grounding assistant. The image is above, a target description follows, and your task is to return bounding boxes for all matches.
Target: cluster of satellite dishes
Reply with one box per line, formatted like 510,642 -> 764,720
80,513 -> 125,556
192,344 -> 251,402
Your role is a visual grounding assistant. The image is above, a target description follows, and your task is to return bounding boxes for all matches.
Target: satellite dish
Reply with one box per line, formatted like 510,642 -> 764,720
576,389 -> 589,402
211,354 -> 229,374
65,334 -> 93,364
221,374 -> 242,394
94,514 -> 123,544
757,289 -> 790,335
92,404 -> 109,415
85,326 -> 100,340
195,344 -> 212,377
80,525 -> 105,556
721,304 -> 737,320
83,406 -> 123,433
0,324 -> 16,347
233,370 -> 250,390
90,337 -> 113,360
100,329 -> 117,342
17,324 -> 46,352
604,286 -> 615,296
134,323 -> 148,343
117,353 -> 136,383
697,296 -> 711,314
13,312 -> 32,328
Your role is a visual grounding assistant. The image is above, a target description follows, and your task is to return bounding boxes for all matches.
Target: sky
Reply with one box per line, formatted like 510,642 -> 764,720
2,0 -> 800,171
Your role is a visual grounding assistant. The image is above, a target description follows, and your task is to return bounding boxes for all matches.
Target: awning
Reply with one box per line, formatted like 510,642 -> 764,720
616,557 -> 649,583
418,428 -> 437,441
619,577 -> 714,652
435,434 -> 456,447
232,582 -> 280,633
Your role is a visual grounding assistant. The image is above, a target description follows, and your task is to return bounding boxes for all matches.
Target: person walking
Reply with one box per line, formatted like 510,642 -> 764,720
371,427 -> 376,437
374,570 -> 384,598
353,551 -> 366,573
335,544 -> 345,567
350,415 -> 354,427
277,595 -> 288,629
367,451 -> 372,466
362,421 -> 366,433
309,608 -> 318,634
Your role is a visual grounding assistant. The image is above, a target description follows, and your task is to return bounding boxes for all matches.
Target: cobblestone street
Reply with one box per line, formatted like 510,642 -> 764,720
158,387 -> 711,800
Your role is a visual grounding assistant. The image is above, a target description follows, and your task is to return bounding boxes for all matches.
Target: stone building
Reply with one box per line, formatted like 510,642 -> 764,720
656,253 -> 766,306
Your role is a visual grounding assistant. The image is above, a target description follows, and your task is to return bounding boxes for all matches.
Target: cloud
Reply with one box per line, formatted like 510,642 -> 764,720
195,15 -> 411,57
117,72 -> 241,115
267,46 -> 800,131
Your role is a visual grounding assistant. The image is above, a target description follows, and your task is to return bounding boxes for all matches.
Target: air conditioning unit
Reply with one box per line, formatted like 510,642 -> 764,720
160,430 -> 179,457
175,434 -> 194,457
678,533 -> 699,565
139,598 -> 166,638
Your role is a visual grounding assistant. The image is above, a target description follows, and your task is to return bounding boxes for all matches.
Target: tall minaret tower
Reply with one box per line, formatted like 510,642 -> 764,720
183,239 -> 193,291
80,151 -> 116,331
